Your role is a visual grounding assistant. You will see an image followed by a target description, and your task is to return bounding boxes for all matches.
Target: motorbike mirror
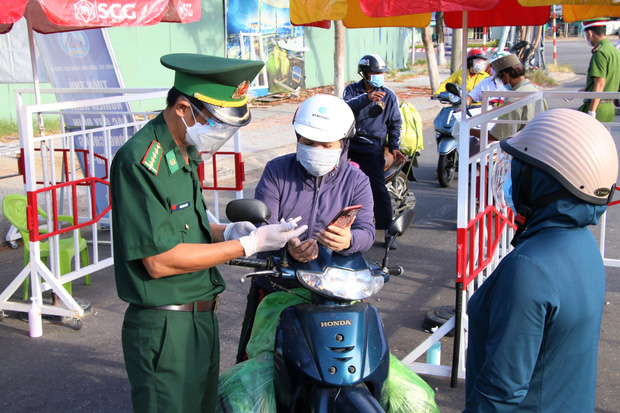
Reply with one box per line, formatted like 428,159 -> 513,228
226,199 -> 271,224
445,82 -> 461,98
387,209 -> 415,237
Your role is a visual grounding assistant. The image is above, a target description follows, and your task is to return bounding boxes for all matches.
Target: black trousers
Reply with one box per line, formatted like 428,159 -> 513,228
348,149 -> 392,230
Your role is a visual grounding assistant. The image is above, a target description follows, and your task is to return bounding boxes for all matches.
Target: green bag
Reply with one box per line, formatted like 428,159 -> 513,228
217,290 -> 440,413
398,101 -> 424,156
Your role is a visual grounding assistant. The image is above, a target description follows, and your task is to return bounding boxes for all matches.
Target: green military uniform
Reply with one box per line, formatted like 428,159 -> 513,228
111,54 -> 264,413
579,38 -> 620,122
491,80 -> 548,140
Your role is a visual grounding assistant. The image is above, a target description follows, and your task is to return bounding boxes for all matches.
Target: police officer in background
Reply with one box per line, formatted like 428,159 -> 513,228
578,19 -> 620,122
110,54 -> 307,413
343,54 -> 405,248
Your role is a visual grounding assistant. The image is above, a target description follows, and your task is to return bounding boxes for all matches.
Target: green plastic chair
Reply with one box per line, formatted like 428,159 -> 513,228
1,193 -> 90,300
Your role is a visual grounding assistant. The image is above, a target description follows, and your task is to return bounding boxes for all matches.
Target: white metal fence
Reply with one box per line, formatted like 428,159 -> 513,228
0,88 -> 244,334
402,90 -> 620,386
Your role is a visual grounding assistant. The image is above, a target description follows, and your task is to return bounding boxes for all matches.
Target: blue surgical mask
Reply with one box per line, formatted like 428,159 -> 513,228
505,82 -> 512,91
369,74 -> 384,88
503,175 -> 516,214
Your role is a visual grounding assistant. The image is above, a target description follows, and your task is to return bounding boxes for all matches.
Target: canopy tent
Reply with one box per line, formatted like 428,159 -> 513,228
0,0 -> 199,34
290,0 -> 432,28
0,0 -> 201,130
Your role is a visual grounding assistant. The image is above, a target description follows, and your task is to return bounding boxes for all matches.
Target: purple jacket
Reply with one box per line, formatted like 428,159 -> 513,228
255,144 -> 375,256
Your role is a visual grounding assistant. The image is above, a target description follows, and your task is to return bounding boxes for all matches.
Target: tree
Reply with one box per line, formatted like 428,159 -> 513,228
422,26 -> 440,92
436,13 -> 447,66
451,28 -> 463,74
334,21 -> 346,97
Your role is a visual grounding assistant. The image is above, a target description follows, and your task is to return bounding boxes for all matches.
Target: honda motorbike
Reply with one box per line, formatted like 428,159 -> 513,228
433,83 -> 481,187
222,199 -> 415,412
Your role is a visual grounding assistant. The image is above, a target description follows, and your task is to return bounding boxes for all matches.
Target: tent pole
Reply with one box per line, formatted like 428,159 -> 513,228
26,11 -> 45,137
460,12 -> 468,114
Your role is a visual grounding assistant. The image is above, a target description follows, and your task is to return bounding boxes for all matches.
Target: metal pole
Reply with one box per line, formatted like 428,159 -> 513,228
553,6 -> 557,65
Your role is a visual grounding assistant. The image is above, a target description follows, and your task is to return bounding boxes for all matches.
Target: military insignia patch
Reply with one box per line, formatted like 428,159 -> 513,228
142,141 -> 163,175
171,200 -> 191,212
592,45 -> 601,53
232,81 -> 250,100
165,150 -> 179,174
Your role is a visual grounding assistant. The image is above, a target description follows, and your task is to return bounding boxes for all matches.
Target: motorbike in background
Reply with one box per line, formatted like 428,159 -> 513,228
220,199 -> 417,412
432,83 -> 481,187
384,152 -> 417,219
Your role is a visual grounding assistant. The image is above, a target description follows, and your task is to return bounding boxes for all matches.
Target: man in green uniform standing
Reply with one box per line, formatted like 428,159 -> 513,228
110,54 -> 307,413
579,19 -> 620,122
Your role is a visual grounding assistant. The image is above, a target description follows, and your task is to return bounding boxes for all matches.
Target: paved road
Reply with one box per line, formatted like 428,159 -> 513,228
1,39 -> 619,412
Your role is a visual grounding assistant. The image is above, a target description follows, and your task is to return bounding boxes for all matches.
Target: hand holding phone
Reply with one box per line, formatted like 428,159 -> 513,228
327,205 -> 362,229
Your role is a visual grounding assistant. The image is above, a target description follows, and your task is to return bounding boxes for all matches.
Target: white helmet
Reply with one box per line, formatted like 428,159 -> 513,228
293,94 -> 355,143
500,108 -> 618,205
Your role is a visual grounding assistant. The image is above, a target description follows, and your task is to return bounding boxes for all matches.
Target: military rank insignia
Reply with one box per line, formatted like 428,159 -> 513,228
166,150 -> 179,174
232,81 -> 250,100
142,141 -> 163,175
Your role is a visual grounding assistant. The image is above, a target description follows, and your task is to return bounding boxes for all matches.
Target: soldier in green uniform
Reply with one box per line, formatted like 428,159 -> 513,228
578,19 -> 620,122
110,54 -> 307,413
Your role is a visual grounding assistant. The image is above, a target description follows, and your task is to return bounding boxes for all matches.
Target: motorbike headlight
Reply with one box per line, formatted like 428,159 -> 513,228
297,267 -> 384,300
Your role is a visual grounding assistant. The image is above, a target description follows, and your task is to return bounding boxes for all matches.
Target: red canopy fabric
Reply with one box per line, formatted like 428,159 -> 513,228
359,0 -> 499,17
445,0 -> 550,28
0,0 -> 201,34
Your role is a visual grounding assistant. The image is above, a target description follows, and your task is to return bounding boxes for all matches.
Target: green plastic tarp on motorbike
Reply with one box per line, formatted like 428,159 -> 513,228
217,289 -> 439,413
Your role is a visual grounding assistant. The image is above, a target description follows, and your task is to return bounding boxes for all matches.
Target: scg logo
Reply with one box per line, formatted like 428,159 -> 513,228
74,0 -> 137,23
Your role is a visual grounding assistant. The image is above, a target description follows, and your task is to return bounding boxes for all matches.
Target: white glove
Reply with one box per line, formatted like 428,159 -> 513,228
224,221 -> 257,241
588,111 -> 597,118
238,217 -> 308,257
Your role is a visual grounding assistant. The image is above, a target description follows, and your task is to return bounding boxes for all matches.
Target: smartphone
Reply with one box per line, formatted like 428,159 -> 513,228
327,205 -> 362,229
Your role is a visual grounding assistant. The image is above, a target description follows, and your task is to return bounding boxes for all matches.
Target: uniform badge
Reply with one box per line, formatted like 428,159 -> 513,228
232,81 -> 250,100
592,45 -> 601,54
171,200 -> 191,212
142,141 -> 163,175
165,150 -> 179,174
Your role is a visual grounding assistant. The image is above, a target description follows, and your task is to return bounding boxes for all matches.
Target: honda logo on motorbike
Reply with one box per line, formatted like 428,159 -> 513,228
320,320 -> 352,328
74,0 -> 137,23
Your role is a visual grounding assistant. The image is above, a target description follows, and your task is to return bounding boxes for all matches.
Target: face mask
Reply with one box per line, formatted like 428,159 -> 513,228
472,61 -> 487,74
369,74 -> 384,88
296,143 -> 342,177
492,151 -> 515,213
182,101 -> 239,158
585,33 -> 593,48
503,175 -> 516,214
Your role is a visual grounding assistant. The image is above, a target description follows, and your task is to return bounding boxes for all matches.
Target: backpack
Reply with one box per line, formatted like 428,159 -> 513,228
397,101 -> 424,157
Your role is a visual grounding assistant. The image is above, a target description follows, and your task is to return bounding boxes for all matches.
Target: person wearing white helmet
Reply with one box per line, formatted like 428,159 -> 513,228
465,51 -> 509,107
236,94 -> 375,362
465,108 -> 618,412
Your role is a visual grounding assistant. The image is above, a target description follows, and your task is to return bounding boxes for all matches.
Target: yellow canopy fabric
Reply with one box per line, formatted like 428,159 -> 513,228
562,5 -> 620,22
290,0 -> 431,27
290,0 -> 348,25
343,0 -> 431,28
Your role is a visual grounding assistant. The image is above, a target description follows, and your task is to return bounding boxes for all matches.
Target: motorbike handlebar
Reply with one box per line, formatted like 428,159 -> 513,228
388,266 -> 404,276
226,257 -> 270,270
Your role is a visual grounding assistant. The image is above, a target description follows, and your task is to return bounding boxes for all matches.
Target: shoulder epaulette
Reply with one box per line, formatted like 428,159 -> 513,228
142,141 -> 163,175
